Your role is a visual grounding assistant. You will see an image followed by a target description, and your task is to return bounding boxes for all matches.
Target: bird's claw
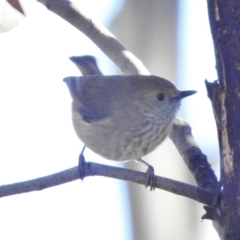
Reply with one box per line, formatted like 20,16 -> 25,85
145,165 -> 156,191
78,146 -> 86,180
138,158 -> 156,191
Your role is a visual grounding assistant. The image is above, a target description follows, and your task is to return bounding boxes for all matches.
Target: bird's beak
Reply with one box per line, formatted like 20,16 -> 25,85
177,90 -> 197,100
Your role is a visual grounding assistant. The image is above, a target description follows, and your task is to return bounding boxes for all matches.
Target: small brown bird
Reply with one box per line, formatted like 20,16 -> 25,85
66,57 -> 196,189
63,75 -> 196,161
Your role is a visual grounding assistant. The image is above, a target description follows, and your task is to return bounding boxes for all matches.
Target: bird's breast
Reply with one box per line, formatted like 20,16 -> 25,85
71,105 -> 176,160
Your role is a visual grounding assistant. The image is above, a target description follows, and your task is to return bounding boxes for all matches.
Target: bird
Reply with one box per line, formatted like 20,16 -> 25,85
64,55 -> 196,190
64,74 -> 195,161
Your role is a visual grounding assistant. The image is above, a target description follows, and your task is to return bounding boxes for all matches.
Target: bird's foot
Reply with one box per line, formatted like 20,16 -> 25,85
138,159 -> 156,191
146,165 -> 157,191
78,146 -> 87,181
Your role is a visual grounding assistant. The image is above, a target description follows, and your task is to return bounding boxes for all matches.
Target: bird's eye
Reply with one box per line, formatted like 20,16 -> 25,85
156,93 -> 165,101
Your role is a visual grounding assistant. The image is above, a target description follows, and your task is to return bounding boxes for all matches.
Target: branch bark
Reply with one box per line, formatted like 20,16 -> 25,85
0,162 -> 215,205
170,118 -> 218,192
206,0 -> 240,239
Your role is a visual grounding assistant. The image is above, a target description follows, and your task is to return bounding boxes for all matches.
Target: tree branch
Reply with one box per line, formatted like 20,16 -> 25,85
38,0 -> 148,75
170,118 -> 218,192
0,162 -> 215,205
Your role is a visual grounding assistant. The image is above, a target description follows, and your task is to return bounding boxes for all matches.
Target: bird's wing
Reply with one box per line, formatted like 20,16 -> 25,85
76,105 -> 109,123
68,76 -> 113,123
65,75 -> 131,123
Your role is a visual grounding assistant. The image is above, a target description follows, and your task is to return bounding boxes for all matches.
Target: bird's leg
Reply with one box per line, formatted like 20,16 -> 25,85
78,145 -> 87,180
138,159 -> 156,191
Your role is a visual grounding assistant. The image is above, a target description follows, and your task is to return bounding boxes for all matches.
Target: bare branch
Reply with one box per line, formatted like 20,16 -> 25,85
0,162 -> 215,205
170,118 -> 218,192
37,0 -> 148,75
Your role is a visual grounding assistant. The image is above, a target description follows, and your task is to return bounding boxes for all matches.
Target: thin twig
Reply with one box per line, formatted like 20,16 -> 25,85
0,162 -> 215,205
